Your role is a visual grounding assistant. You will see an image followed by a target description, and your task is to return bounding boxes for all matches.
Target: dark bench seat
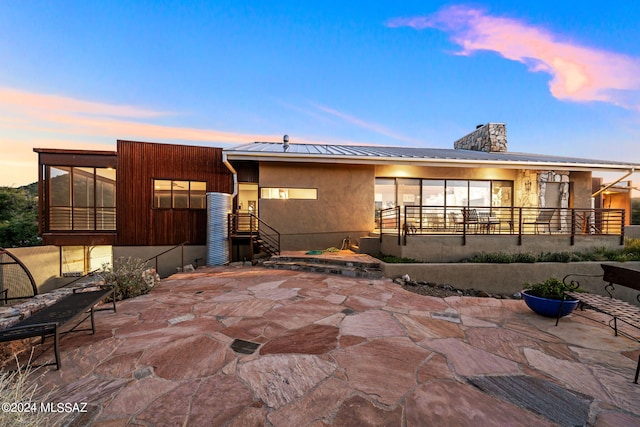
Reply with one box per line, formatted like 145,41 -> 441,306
0,287 -> 116,369
559,264 -> 640,384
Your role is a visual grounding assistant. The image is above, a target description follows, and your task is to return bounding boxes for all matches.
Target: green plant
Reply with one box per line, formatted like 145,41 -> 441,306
523,278 -> 576,300
375,254 -> 421,263
101,257 -> 152,301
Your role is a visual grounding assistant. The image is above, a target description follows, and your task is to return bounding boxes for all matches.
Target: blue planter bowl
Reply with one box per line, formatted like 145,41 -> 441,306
522,291 -> 579,318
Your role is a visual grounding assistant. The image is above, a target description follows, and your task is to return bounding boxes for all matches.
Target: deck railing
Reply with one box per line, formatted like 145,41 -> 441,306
376,206 -> 625,245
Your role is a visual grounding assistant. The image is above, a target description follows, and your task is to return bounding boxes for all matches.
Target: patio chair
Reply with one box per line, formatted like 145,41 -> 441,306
524,209 -> 556,234
462,208 -> 480,232
448,212 -> 464,232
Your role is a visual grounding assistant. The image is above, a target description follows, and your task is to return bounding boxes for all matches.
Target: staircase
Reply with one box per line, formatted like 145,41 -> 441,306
229,213 -> 280,258
263,253 -> 384,279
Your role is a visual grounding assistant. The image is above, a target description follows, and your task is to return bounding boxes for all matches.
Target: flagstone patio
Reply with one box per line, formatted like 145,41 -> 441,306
10,266 -> 640,426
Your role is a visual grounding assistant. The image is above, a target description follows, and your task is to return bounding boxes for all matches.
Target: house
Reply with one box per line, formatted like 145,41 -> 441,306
34,140 -> 232,276
223,123 -> 637,261
33,123 -> 637,275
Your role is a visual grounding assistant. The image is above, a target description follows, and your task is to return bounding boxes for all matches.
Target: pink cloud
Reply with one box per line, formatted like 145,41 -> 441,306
387,6 -> 640,109
0,87 -> 283,144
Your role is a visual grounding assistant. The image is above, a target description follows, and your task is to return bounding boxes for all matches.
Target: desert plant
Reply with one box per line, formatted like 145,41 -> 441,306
0,356 -> 51,427
101,257 -> 152,301
523,278 -> 577,300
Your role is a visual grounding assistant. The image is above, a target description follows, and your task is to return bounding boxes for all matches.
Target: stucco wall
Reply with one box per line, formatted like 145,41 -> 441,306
382,261 -> 640,306
374,165 -> 516,181
259,162 -> 375,251
378,234 -> 623,263
5,246 -> 61,293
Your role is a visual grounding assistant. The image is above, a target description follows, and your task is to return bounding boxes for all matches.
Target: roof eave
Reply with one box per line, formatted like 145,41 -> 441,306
223,152 -> 638,172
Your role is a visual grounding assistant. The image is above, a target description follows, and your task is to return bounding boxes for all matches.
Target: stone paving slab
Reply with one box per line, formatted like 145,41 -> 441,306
4,265 -> 639,426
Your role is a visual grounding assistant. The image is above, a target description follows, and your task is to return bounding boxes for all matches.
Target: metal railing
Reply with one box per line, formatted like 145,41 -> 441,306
144,241 -> 189,274
229,213 -> 281,257
376,206 -> 626,245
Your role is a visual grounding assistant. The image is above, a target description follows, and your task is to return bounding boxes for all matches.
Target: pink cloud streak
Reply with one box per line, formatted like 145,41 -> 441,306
387,6 -> 640,110
0,87 -> 282,144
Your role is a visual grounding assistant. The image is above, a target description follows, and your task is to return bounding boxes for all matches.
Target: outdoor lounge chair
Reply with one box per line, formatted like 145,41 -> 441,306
524,209 -> 556,234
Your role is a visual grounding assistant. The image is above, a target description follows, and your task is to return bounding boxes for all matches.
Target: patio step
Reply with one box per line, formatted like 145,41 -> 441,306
262,255 -> 384,279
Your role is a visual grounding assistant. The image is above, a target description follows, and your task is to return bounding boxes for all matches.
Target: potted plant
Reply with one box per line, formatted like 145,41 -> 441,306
521,278 -> 579,318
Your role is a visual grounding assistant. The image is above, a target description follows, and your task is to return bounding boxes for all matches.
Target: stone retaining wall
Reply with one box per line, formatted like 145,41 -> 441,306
382,261 -> 640,306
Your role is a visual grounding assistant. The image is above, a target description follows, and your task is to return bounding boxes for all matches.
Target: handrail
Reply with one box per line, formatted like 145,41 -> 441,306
144,241 -> 189,273
229,213 -> 281,258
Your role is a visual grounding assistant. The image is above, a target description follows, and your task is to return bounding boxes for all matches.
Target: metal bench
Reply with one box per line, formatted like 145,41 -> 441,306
558,264 -> 640,384
0,286 -> 116,369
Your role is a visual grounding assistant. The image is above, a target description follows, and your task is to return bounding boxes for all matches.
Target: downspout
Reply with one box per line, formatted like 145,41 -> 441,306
222,151 -> 238,198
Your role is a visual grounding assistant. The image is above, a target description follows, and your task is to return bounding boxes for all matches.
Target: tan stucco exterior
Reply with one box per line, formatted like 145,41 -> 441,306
257,161 -> 599,251
259,162 -> 375,250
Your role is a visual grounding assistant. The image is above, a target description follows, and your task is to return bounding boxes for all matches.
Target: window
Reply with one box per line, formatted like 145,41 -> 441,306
48,166 -> 116,231
153,180 -> 207,209
260,188 -> 317,200
375,178 -> 513,210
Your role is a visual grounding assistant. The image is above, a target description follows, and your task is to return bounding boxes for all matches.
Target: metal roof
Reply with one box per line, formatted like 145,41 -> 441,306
223,142 -> 639,171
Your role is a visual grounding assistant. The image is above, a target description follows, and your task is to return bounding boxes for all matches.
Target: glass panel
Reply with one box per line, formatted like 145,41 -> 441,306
375,178 -> 396,210
422,180 -> 445,206
50,167 -> 71,207
492,181 -> 513,207
96,168 -> 116,208
287,188 -> 317,199
260,188 -> 316,200
74,167 -> 95,208
172,181 -> 189,208
469,181 -> 490,207
190,181 -> 206,209
446,181 -> 468,207
238,183 -> 258,213
96,207 -> 116,230
397,179 -> 420,207
73,207 -> 94,230
154,180 -> 172,208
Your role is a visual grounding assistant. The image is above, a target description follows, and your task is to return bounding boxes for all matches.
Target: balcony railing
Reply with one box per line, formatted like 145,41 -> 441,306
376,206 -> 625,245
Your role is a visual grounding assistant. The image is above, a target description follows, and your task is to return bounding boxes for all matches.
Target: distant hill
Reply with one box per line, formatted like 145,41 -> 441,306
20,182 -> 38,196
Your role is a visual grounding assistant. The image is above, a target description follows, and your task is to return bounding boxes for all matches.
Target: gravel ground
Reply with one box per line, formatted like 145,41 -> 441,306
397,278 -> 519,300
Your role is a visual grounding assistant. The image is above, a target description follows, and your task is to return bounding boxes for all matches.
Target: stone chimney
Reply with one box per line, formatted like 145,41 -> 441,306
453,123 -> 507,153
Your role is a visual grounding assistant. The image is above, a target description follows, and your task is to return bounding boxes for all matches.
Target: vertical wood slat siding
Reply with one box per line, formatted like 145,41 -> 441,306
116,141 -> 233,246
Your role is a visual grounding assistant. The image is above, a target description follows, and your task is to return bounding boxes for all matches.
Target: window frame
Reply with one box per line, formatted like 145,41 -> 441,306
152,179 -> 207,209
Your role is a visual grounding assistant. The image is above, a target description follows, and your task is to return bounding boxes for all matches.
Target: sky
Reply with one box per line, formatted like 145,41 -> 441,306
1,1 -> 640,189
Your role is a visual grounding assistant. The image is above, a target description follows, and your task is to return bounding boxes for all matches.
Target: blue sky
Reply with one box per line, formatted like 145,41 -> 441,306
1,1 -> 640,188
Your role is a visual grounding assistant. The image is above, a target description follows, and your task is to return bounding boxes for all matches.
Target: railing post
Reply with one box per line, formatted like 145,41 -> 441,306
397,207 -> 401,246
379,210 -> 382,243
570,209 -> 576,246
517,207 -> 523,245
621,209 -> 626,245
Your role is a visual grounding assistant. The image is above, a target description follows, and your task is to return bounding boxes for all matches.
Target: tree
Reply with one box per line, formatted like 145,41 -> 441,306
0,185 -> 40,248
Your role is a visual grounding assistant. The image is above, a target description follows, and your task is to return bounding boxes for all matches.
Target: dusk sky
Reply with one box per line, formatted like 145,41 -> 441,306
2,1 -> 640,188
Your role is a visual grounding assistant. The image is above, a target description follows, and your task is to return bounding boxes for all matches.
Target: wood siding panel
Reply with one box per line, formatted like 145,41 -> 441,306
116,141 -> 233,245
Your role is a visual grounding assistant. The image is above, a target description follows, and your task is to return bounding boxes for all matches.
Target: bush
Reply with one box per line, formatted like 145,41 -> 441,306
0,357 -> 51,427
375,254 -> 421,263
101,257 -> 152,301
523,278 -> 576,300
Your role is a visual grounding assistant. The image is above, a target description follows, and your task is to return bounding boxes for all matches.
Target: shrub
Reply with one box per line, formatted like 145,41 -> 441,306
0,357 -> 51,427
101,257 -> 152,301
523,278 -> 576,300
375,254 -> 421,263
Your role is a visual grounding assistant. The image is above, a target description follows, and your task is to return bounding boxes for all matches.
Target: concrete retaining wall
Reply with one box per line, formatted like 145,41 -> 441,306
113,245 -> 207,278
382,261 -> 640,306
625,225 -> 640,239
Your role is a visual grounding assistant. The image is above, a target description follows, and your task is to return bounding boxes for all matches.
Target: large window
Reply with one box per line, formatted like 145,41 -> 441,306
48,166 -> 116,230
375,178 -> 513,210
153,180 -> 207,209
